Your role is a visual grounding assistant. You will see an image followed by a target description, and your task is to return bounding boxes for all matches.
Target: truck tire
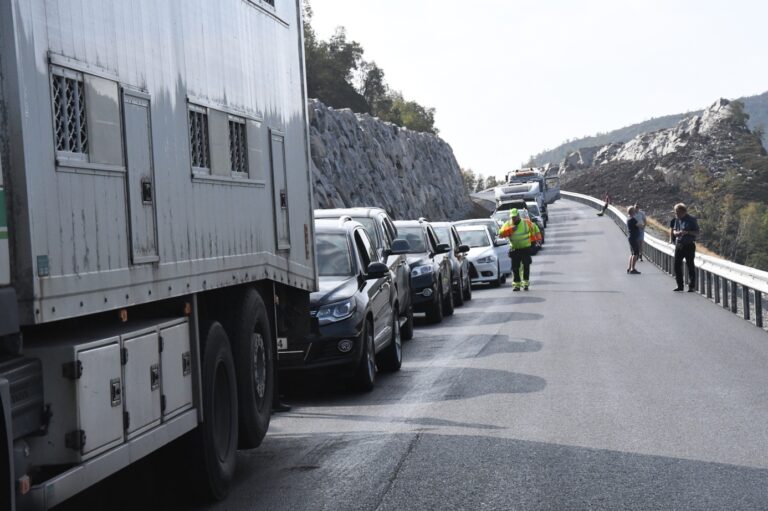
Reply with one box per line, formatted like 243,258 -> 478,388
353,321 -> 376,391
226,288 -> 274,449
189,321 -> 239,501
401,306 -> 414,341
377,312 -> 402,372
426,284 -> 444,324
442,280 -> 455,316
453,272 -> 465,307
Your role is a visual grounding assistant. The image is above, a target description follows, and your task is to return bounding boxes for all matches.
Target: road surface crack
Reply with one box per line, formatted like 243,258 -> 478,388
373,431 -> 422,511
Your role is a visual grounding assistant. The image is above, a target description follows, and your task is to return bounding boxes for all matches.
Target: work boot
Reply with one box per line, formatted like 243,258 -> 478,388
523,280 -> 529,291
513,282 -> 521,292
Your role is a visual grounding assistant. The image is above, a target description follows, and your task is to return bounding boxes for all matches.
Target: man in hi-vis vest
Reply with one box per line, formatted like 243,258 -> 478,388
499,208 -> 542,291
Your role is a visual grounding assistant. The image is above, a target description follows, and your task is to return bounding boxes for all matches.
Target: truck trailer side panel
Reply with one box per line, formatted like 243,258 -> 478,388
1,0 -> 316,325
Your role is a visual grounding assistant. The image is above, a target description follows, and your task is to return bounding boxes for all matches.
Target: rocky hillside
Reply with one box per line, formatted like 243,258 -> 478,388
308,100 -> 474,221
532,90 -> 768,167
559,98 -> 768,268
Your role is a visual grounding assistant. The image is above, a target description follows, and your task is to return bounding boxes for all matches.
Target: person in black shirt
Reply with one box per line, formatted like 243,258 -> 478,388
672,203 -> 700,292
626,206 -> 641,274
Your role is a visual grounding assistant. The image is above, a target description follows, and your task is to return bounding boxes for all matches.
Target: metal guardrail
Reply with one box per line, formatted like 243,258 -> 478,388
562,190 -> 768,331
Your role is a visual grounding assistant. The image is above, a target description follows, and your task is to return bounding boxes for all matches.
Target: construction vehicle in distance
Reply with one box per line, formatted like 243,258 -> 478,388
496,168 -> 561,223
0,1 -> 316,509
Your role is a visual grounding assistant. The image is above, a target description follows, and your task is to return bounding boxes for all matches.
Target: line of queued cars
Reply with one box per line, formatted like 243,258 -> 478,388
277,207 -> 516,392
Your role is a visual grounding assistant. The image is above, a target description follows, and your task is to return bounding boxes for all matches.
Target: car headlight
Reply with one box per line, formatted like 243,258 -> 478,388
316,298 -> 356,325
476,255 -> 497,264
411,265 -> 434,278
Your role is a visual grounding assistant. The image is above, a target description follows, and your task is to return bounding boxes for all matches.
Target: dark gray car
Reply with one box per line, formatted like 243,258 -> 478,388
278,218 -> 403,391
431,222 -> 472,306
314,208 -> 415,339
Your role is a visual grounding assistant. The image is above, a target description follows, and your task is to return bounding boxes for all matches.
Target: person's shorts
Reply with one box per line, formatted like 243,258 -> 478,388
628,239 -> 640,256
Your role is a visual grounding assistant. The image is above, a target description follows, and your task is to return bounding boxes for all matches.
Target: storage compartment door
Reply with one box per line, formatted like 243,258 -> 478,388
123,332 -> 162,438
269,130 -> 290,250
160,322 -> 193,419
123,90 -> 159,263
77,342 -> 124,457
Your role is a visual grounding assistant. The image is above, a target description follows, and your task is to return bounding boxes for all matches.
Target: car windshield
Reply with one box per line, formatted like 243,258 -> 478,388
433,227 -> 452,246
316,233 -> 354,277
492,211 -> 508,224
457,230 -> 490,248
397,227 -> 427,253
527,204 -> 540,216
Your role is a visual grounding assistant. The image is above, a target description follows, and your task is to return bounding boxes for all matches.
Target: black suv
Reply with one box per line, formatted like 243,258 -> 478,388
393,219 -> 453,324
431,222 -> 472,306
277,217 -> 403,391
314,208 -> 414,339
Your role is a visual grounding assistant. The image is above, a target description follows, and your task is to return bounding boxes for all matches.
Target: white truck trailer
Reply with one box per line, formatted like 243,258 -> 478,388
0,1 -> 317,508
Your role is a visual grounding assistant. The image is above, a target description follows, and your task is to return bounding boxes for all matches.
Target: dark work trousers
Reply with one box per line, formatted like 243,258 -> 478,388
674,243 -> 696,288
510,247 -> 533,283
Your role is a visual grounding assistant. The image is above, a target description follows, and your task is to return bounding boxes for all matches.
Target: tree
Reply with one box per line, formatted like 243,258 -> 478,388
461,168 -> 476,194
375,91 -> 438,134
474,174 -> 486,192
485,175 -> 499,188
302,1 -> 439,134
358,61 -> 389,114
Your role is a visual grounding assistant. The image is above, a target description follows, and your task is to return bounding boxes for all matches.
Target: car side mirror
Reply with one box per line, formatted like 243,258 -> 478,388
458,244 -> 470,253
366,262 -> 389,280
435,243 -> 451,254
390,238 -> 411,255
494,238 -> 508,247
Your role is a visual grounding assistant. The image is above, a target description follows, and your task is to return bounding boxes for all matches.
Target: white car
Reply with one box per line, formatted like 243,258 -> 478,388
455,225 -> 507,288
453,219 -> 512,277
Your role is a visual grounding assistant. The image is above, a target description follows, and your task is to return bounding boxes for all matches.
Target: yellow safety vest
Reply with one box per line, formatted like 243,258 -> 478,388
500,219 -> 541,249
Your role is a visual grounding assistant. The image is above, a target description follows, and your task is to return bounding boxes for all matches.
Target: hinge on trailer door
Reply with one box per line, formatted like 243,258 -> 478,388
123,411 -> 130,430
161,395 -> 167,413
159,336 -> 164,353
65,430 -> 86,451
120,347 -> 128,365
62,360 -> 83,380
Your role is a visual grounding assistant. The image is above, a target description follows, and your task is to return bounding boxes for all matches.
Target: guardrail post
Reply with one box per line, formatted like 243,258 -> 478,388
730,281 -> 738,313
714,276 -> 720,304
706,272 -> 712,299
722,279 -> 729,309
743,287 -> 751,321
698,268 -> 705,294
756,292 -> 763,328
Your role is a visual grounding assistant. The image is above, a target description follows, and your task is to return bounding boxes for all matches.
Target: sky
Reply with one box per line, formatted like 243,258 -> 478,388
309,0 -> 768,180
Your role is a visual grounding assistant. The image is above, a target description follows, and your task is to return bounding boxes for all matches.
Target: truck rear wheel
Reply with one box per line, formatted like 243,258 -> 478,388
190,321 -> 239,501
226,288 -> 274,449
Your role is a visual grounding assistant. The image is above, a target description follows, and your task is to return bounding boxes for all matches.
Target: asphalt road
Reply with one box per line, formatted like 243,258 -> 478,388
58,200 -> 768,510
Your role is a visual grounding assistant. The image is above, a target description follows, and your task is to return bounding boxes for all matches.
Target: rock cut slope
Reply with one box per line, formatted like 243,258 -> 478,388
559,99 -> 768,221
308,100 -> 474,221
